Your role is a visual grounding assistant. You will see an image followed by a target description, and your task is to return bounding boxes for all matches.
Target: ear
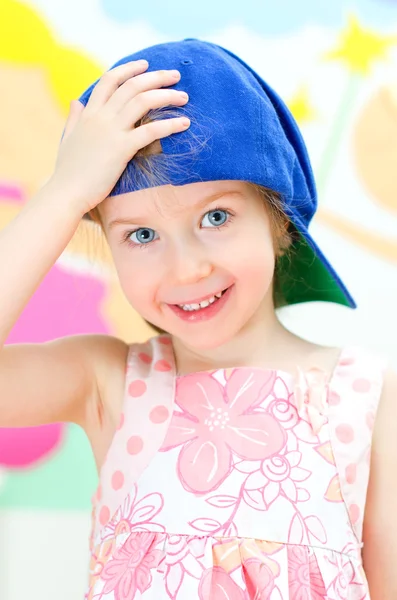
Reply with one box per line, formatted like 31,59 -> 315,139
275,219 -> 293,257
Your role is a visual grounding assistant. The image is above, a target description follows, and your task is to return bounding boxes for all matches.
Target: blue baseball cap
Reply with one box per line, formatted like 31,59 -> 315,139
79,38 -> 355,309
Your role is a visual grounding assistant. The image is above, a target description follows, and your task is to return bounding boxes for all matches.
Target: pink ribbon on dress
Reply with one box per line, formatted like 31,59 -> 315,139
294,367 -> 328,434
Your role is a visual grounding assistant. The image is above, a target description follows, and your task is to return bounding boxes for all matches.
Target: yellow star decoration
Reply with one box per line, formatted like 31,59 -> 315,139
325,14 -> 397,75
288,86 -> 317,124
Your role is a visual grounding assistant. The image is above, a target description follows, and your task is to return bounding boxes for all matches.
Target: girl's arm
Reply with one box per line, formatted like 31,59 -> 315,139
0,60 -> 189,431
0,181 -> 128,430
0,181 -> 104,428
363,368 -> 397,598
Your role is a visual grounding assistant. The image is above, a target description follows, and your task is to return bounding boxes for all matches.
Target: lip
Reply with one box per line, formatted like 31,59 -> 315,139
166,285 -> 234,323
167,287 -> 227,307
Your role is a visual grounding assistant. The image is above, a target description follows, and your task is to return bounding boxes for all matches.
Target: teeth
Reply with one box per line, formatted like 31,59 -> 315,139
179,293 -> 221,311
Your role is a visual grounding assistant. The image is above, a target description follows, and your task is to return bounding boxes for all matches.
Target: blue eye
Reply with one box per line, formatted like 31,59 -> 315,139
201,209 -> 229,228
129,228 -> 158,245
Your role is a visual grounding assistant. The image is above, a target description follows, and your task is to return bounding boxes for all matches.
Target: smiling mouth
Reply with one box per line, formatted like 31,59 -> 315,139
173,288 -> 228,312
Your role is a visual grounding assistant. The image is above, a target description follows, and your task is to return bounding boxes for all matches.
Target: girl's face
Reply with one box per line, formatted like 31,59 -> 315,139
100,180 -> 277,350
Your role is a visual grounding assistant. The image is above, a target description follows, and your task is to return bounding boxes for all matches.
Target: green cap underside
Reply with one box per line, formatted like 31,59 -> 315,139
275,234 -> 351,308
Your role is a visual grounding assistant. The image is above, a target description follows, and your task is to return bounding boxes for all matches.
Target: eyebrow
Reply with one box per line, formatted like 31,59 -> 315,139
106,190 -> 244,230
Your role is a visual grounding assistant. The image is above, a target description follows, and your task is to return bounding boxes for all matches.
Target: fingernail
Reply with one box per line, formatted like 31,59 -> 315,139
179,92 -> 189,100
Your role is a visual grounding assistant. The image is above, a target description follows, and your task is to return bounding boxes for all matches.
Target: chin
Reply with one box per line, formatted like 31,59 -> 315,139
148,290 -> 269,351
169,315 -> 251,352
178,331 -> 233,352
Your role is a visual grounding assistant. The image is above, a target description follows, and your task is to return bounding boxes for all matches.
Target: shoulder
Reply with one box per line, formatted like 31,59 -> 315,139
326,344 -> 387,384
80,333 -> 130,411
379,366 -> 397,402
65,333 -> 129,381
294,340 -> 343,377
80,332 -> 130,365
365,364 -> 397,501
372,366 -> 397,452
79,334 -> 171,470
62,333 -> 129,426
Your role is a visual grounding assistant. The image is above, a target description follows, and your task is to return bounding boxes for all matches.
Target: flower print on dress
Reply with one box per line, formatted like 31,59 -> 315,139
287,545 -> 327,600
87,537 -> 116,600
157,535 -> 206,599
161,369 -> 286,494
263,374 -> 322,449
199,566 -> 245,599
100,532 -> 163,600
243,558 -> 276,598
213,537 -> 283,579
101,484 -> 165,542
295,368 -> 328,435
313,442 -> 345,503
326,543 -> 369,600
236,450 -> 311,510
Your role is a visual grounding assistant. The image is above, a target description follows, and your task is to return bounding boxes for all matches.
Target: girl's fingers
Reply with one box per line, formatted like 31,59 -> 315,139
85,60 -> 149,113
117,89 -> 189,129
105,69 -> 181,114
62,100 -> 84,141
129,117 -> 190,155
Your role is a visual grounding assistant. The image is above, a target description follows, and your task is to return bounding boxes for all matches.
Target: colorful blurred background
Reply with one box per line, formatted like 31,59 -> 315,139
1,0 -> 397,598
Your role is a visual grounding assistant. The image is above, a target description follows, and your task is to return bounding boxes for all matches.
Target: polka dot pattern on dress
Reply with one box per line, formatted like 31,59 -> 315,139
99,506 -> 110,527
349,504 -> 360,525
111,471 -> 124,491
150,405 -> 169,424
339,357 -> 355,367
328,390 -> 341,406
138,352 -> 152,364
128,379 -> 147,397
345,463 -> 357,484
335,424 -> 355,444
327,347 -> 386,543
92,335 -> 177,540
127,435 -> 144,455
352,378 -> 371,393
154,359 -> 172,372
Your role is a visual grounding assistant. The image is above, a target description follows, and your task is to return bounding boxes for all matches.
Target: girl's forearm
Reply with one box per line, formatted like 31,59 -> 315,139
0,180 -> 85,347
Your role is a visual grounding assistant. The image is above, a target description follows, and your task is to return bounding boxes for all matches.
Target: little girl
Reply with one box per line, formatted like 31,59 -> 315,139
0,39 -> 396,599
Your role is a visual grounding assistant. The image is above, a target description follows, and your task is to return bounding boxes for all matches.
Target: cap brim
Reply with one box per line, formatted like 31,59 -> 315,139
276,215 -> 356,309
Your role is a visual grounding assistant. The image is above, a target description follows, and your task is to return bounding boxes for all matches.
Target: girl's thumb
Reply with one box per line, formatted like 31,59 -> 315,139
62,99 -> 84,141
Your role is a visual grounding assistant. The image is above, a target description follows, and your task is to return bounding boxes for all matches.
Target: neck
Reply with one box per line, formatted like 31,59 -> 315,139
171,300 -> 294,375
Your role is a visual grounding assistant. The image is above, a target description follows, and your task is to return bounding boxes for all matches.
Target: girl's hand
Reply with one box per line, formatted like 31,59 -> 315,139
50,60 -> 190,216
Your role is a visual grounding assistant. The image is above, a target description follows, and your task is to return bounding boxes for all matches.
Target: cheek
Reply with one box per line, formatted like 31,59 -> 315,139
111,252 -> 158,310
239,255 -> 275,299
229,228 -> 276,285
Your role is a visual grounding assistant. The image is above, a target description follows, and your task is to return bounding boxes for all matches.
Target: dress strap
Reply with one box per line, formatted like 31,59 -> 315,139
92,334 -> 176,542
327,346 -> 386,543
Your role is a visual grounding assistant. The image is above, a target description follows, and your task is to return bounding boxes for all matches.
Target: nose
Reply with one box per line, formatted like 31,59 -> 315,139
168,238 -> 213,285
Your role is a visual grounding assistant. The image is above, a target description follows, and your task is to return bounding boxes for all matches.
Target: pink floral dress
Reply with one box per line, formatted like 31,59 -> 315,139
86,335 -> 385,599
